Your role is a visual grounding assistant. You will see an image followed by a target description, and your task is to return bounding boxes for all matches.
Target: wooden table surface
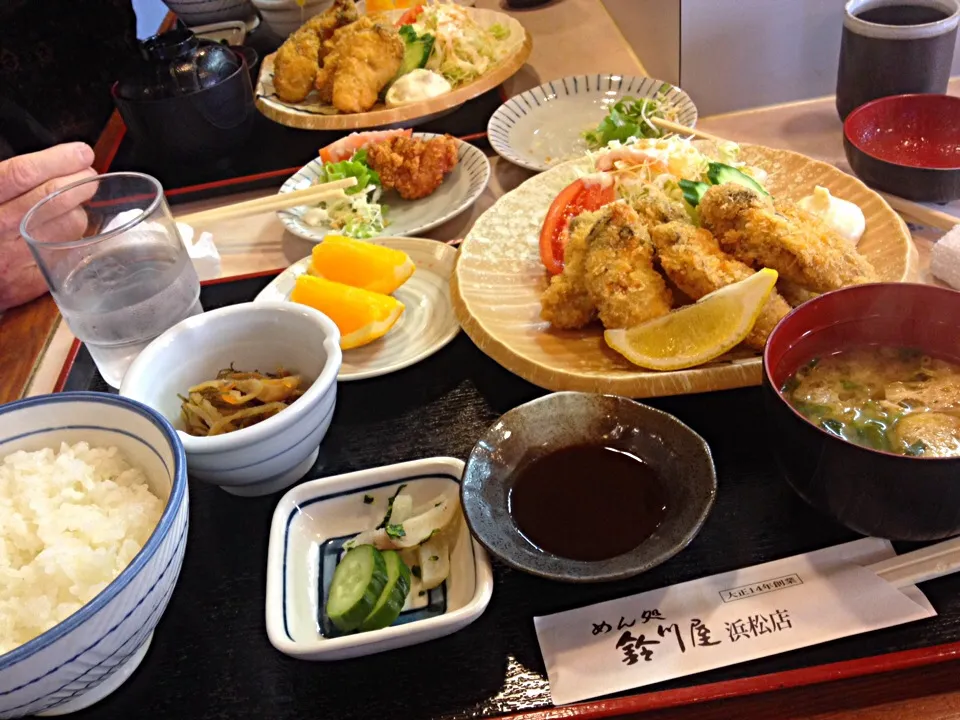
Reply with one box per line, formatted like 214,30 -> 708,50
5,0 -> 960,716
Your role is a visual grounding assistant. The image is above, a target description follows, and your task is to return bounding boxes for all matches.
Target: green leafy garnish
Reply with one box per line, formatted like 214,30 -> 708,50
781,376 -> 801,394
820,418 -> 845,437
489,22 -> 510,40
376,484 -> 407,530
792,400 -> 832,418
363,494 -> 374,504
385,524 -> 406,539
318,150 -> 380,195
905,441 -> 926,457
583,95 -> 673,149
841,380 -> 862,391
853,420 -> 892,452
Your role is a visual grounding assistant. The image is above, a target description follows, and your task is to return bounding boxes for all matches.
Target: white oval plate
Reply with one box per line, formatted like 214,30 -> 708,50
487,74 -> 698,173
254,237 -> 460,381
277,133 -> 490,243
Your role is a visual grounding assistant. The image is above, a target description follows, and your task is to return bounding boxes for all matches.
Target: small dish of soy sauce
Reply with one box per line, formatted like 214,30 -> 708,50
461,392 -> 717,583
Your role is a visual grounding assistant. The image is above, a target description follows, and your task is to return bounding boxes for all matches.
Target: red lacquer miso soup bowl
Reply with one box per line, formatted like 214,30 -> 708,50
762,283 -> 960,541
843,93 -> 960,203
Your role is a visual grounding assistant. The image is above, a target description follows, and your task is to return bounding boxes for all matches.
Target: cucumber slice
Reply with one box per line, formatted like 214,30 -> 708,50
359,550 -> 412,631
326,545 -> 387,632
706,162 -> 769,196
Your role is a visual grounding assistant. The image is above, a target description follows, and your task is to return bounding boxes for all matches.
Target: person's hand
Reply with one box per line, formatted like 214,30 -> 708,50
0,142 -> 96,311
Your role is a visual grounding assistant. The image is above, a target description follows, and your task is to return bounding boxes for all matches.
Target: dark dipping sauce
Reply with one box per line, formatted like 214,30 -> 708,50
508,444 -> 667,562
856,5 -> 951,25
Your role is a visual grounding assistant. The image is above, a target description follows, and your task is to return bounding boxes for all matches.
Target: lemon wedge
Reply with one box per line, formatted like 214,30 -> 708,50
604,268 -> 779,371
308,236 -> 415,295
291,275 -> 405,350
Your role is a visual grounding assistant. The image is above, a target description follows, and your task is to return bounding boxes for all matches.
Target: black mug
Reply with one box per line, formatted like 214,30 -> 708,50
836,0 -> 960,120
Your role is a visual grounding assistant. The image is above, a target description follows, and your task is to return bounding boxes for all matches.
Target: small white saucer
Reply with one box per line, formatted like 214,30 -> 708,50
254,237 -> 460,381
265,457 -> 494,661
488,74 -> 699,173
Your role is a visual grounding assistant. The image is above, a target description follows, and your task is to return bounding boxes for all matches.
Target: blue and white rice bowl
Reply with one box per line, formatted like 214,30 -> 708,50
0,392 -> 188,718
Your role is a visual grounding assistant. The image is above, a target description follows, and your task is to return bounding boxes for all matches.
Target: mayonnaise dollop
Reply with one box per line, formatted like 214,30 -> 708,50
385,70 -> 453,107
797,186 -> 866,245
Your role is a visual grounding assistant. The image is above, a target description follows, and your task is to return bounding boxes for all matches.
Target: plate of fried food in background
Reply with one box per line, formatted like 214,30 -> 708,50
277,130 -> 490,242
256,235 -> 460,380
452,136 -> 917,398
255,0 -> 532,130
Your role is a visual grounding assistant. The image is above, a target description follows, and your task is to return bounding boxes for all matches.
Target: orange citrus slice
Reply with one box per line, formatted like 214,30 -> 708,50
307,235 -> 415,295
291,275 -> 405,350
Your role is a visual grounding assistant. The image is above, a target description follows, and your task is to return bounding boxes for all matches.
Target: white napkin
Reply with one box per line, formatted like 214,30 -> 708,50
101,209 -> 222,281
174,222 -> 221,281
931,225 -> 960,290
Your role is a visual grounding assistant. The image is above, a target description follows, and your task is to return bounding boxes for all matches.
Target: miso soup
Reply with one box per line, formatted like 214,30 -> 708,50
781,346 -> 960,458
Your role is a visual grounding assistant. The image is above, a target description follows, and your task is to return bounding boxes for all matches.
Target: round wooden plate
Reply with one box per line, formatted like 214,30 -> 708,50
255,7 -> 532,131
452,144 -> 918,399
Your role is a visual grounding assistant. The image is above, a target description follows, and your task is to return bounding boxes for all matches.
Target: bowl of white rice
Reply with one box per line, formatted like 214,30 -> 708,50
0,391 -> 188,718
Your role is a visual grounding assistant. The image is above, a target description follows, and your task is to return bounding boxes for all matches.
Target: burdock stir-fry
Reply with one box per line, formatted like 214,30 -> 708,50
179,366 -> 305,437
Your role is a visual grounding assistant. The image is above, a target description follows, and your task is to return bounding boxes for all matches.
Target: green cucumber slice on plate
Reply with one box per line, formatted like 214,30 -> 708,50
326,545 -> 387,632
360,550 -> 412,631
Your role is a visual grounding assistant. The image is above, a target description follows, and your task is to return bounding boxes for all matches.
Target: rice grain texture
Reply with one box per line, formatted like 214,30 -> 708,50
0,442 -> 164,656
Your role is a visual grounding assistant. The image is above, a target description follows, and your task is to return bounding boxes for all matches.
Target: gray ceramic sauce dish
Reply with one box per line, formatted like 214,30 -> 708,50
461,392 -> 717,583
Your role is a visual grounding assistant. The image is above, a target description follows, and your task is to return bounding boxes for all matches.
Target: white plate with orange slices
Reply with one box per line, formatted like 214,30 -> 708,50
255,236 -> 460,381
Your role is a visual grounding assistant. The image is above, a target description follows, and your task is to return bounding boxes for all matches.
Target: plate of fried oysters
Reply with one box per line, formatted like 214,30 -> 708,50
255,0 -> 532,130
452,136 -> 917,399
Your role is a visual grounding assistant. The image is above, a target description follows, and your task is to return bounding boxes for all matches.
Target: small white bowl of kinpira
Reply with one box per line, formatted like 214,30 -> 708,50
265,457 -> 493,660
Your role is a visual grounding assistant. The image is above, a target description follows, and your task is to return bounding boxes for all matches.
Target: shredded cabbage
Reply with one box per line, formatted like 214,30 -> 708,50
302,151 -> 388,239
411,3 -> 512,87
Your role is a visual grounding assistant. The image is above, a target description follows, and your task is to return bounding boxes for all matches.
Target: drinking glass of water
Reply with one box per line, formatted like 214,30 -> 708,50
21,172 -> 202,388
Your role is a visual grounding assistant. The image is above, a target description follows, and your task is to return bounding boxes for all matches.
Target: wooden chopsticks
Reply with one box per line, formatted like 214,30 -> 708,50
175,177 -> 358,226
869,537 -> 960,588
648,116 -> 960,232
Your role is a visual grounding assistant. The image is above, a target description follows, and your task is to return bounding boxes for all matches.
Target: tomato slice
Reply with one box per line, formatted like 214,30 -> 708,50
538,177 -> 616,274
396,5 -> 424,25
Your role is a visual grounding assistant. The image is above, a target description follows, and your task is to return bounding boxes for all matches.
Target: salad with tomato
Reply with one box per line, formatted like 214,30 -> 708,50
538,136 -> 770,275
397,3 -> 514,87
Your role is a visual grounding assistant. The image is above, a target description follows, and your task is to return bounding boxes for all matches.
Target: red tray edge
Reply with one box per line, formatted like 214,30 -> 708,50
93,114 -> 491,204
50,267 -> 960,716
500,640 -> 960,719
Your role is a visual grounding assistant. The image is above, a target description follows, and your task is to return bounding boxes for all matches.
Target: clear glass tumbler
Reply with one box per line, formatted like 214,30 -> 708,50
21,172 -> 202,388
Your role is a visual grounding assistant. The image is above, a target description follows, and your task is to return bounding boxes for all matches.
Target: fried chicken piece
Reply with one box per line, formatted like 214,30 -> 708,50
303,0 -> 359,57
582,203 -> 673,329
629,185 -> 689,228
314,18 -> 403,113
274,30 -> 323,103
540,213 -> 598,329
699,184 -> 878,294
651,221 -> 792,350
366,134 -> 460,200
272,0 -> 358,103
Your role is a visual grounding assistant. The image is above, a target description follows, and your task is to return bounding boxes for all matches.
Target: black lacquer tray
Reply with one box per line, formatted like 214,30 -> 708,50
55,273 -> 960,720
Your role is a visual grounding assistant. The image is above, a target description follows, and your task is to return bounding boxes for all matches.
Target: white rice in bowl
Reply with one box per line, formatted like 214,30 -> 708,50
0,442 -> 164,656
